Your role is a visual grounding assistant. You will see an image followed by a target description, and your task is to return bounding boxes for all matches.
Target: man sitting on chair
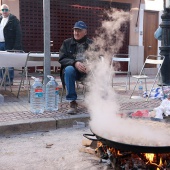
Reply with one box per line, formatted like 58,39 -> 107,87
59,21 -> 93,114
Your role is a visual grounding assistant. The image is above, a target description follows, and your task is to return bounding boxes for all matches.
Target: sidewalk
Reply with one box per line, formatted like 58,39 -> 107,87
0,76 -> 162,136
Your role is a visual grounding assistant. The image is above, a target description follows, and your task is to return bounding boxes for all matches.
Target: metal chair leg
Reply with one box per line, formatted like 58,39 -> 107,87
128,73 -> 131,90
145,74 -> 161,101
7,68 -> 12,92
130,79 -> 140,98
125,73 -> 131,91
60,86 -> 65,103
60,81 -> 87,103
17,71 -> 25,98
0,68 -> 12,92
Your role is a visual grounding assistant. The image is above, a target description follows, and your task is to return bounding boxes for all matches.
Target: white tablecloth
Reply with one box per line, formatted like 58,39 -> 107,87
0,51 -> 60,67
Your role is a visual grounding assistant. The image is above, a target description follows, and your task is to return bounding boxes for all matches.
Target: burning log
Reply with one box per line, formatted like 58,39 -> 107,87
79,139 -> 98,155
93,142 -> 170,169
82,133 -> 170,169
79,147 -> 96,155
82,138 -> 93,147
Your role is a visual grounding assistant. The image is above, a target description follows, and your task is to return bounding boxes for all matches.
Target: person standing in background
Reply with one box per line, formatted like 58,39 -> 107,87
0,4 -> 22,85
154,26 -> 162,41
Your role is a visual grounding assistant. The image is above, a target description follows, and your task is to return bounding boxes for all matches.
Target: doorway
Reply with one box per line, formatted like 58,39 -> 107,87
143,11 -> 159,67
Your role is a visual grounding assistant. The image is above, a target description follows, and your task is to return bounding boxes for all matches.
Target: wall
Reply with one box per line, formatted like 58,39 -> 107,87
0,0 -> 140,73
102,0 -> 144,46
0,0 -> 143,46
100,0 -> 144,74
1,0 -> 162,74
103,0 -> 164,74
117,0 -> 144,74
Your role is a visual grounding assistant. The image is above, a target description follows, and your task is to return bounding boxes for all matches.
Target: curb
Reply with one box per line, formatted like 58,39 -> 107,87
0,114 -> 90,136
55,114 -> 90,128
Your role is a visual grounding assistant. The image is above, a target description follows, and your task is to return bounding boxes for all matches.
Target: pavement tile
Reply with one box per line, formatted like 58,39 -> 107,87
0,76 -> 164,135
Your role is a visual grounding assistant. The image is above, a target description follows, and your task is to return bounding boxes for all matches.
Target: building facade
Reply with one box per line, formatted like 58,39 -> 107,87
0,0 -> 163,74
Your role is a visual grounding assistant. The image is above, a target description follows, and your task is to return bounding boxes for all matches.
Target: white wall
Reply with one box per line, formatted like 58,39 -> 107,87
145,0 -> 163,11
129,3 -> 145,74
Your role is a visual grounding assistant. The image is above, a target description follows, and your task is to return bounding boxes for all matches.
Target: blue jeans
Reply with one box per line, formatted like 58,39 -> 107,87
0,42 -> 14,82
64,66 -> 86,101
0,67 -> 14,82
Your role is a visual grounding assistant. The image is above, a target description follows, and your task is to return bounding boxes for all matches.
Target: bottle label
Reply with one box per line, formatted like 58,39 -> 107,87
55,87 -> 59,95
35,88 -> 43,98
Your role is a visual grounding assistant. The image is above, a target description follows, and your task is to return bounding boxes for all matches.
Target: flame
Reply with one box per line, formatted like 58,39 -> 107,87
94,144 -> 168,169
96,142 -> 121,156
145,153 -> 154,162
97,142 -> 103,148
159,157 -> 162,165
95,142 -> 170,170
145,153 -> 164,170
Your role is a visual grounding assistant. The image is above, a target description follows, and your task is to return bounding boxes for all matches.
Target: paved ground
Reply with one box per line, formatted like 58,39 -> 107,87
0,76 -> 162,135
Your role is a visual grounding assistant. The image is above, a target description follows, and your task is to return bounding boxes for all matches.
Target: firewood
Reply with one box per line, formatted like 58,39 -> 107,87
79,147 -> 95,155
82,139 -> 92,146
82,139 -> 97,149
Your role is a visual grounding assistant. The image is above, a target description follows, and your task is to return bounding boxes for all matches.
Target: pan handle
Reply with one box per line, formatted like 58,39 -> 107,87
83,133 -> 99,141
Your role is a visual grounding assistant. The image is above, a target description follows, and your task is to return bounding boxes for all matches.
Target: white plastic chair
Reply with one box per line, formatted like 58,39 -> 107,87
111,54 -> 131,91
130,55 -> 165,101
60,59 -> 94,103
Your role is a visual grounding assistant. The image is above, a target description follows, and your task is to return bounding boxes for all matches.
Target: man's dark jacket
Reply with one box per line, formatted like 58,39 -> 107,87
0,14 -> 22,50
59,37 -> 93,87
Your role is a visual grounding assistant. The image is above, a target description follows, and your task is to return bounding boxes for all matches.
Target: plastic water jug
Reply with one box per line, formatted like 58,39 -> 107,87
0,94 -> 4,104
30,76 -> 44,114
45,75 -> 59,111
138,81 -> 143,97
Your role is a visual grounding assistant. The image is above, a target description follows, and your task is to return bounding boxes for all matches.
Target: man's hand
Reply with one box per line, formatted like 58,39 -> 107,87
75,61 -> 87,73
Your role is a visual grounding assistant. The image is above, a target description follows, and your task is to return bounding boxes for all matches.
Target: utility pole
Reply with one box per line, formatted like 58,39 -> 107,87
43,0 -> 51,86
160,0 -> 170,85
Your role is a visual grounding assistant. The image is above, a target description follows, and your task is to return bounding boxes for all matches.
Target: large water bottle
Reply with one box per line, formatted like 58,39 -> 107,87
0,94 -> 4,104
45,75 -> 59,111
138,80 -> 143,97
30,76 -> 44,114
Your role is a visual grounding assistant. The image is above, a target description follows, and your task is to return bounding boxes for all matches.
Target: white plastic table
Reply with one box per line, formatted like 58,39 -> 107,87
0,51 -> 60,67
0,51 -> 60,91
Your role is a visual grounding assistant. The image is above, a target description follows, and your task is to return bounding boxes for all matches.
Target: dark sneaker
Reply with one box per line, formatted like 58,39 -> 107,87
66,101 -> 78,115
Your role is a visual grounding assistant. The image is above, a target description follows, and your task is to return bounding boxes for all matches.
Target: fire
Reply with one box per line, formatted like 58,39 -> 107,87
97,141 -> 103,148
145,153 -> 154,162
96,142 -> 121,156
93,142 -> 169,169
144,153 -> 164,170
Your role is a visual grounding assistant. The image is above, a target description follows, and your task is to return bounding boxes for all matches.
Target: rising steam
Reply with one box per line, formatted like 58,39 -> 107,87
86,8 -> 130,61
84,8 -> 170,146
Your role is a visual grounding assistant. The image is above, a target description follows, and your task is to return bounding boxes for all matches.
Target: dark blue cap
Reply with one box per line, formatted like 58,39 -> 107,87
73,21 -> 87,29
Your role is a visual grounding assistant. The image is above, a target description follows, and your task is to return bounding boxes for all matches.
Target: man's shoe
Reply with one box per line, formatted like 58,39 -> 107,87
66,101 -> 78,115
